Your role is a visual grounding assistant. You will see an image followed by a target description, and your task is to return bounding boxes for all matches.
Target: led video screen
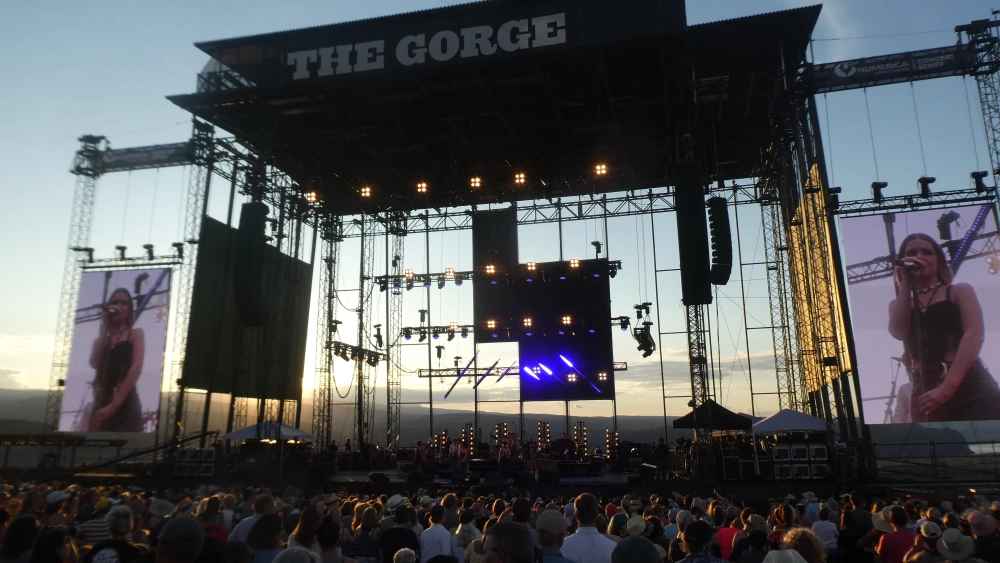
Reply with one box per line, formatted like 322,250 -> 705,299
516,259 -> 614,401
58,268 -> 172,433
839,203 -> 1000,424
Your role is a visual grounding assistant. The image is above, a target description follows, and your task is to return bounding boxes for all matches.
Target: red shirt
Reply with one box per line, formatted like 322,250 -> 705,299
877,530 -> 916,563
715,527 -> 740,560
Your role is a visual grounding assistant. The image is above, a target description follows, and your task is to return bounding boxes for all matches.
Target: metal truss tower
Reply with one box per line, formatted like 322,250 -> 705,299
383,213 -> 407,450
312,215 -> 343,449
44,135 -> 109,431
685,304 -> 710,433
761,198 -> 802,411
965,17 -> 1000,183
167,120 -> 215,444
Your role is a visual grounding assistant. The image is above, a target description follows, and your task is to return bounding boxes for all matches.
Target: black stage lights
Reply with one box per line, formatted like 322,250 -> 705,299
871,181 -> 888,203
634,321 -> 656,358
918,176 -> 936,198
972,170 -> 989,193
374,325 -> 383,349
436,345 -> 444,360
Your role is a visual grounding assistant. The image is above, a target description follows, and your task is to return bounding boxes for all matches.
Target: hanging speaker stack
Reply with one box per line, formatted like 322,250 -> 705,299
673,162 -> 712,305
707,196 -> 733,286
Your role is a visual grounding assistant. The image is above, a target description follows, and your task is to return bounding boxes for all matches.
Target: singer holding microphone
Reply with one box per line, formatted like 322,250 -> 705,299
888,233 -> 1000,421
86,288 -> 145,431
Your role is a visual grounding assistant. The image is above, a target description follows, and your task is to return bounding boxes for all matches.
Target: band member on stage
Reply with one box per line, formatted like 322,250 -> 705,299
87,288 -> 145,431
888,233 -> 1000,421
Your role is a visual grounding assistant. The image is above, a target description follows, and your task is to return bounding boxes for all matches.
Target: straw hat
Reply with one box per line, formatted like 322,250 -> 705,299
937,528 -> 975,561
871,513 -> 893,534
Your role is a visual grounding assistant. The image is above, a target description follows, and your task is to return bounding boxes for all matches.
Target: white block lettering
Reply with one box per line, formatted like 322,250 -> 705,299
396,34 -> 427,66
317,44 -> 354,76
532,13 -> 567,48
497,19 -> 530,53
460,25 -> 497,58
287,50 -> 317,80
355,40 -> 385,72
428,30 -> 461,62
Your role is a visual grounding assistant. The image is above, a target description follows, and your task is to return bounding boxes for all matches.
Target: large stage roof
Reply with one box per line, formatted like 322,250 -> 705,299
169,1 -> 819,215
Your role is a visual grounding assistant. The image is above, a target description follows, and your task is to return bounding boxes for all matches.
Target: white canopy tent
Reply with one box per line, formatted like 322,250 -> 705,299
752,409 -> 828,435
222,421 -> 313,442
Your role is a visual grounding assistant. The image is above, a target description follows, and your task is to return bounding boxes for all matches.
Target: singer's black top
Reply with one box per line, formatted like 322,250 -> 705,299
92,334 -> 143,432
905,285 -> 1000,421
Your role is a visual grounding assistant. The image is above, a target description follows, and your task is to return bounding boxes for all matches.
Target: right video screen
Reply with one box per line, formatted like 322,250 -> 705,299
839,203 -> 1000,424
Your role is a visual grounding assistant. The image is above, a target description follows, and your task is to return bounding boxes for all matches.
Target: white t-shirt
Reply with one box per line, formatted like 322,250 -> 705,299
812,520 -> 839,550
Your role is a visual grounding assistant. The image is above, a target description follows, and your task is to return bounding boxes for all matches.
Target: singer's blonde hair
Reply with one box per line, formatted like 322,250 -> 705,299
898,233 -> 953,285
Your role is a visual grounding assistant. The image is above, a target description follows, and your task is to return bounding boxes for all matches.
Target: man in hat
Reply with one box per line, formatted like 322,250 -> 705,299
938,528 -> 977,562
537,509 -> 573,563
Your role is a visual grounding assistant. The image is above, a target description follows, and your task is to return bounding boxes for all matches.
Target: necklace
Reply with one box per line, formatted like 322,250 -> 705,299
915,281 -> 943,295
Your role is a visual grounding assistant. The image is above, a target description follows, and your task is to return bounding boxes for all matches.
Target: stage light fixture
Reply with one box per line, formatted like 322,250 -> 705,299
538,363 -> 553,376
374,325 -> 384,348
469,176 -> 482,189
918,176 -> 936,198
523,366 -> 540,380
526,261 -> 536,272
360,185 -> 372,198
337,346 -> 351,362
435,345 -> 444,360
419,329 -> 427,343
597,371 -> 608,382
454,274 -> 464,286
485,264 -> 496,275
445,267 -> 455,280
522,317 -> 533,328
419,309 -> 428,323
609,263 -> 619,278
559,354 -> 575,368
432,328 -> 440,340
143,243 -> 155,260
416,180 -> 429,194
305,191 -> 319,204
972,170 -> 989,193
378,278 -> 388,292
871,181 -> 888,203
115,245 -> 127,260
366,353 -> 378,367
486,319 -> 497,329
594,162 -> 608,177
460,326 -> 469,338
437,275 -> 446,289
569,258 -> 580,269
561,314 -> 573,326
514,172 -> 527,186
447,327 -> 456,341
403,328 -> 412,340
567,373 -> 578,383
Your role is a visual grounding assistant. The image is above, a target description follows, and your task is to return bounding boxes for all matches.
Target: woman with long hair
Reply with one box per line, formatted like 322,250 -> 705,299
87,287 -> 145,431
289,505 -> 323,555
888,233 -> 1000,421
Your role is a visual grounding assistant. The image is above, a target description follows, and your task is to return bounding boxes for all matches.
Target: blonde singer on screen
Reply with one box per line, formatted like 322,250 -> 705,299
888,233 -> 1000,422
81,288 -> 146,432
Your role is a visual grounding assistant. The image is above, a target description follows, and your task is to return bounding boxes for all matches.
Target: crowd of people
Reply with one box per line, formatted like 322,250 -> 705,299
0,483 -> 998,563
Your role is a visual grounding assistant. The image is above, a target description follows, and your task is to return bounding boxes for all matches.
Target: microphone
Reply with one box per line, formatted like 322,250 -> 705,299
896,258 -> 921,272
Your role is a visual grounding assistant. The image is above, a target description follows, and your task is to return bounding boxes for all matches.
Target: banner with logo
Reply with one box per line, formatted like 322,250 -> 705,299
812,44 -> 973,94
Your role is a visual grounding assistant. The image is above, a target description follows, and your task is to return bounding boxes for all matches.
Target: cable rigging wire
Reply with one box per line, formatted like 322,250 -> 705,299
863,88 -> 882,181
147,169 -> 159,243
909,82 -> 929,177
823,93 -> 836,187
121,171 -> 133,243
963,76 -> 983,171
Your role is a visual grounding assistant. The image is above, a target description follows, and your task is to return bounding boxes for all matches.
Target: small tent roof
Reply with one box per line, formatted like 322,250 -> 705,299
752,409 -> 827,434
673,400 -> 753,430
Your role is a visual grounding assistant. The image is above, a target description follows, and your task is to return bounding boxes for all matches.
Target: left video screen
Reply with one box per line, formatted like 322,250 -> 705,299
58,268 -> 172,433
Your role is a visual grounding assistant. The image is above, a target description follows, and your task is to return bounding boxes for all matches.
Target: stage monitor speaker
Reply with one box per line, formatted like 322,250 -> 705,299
673,164 -> 712,305
707,196 -> 733,285
235,201 -> 269,326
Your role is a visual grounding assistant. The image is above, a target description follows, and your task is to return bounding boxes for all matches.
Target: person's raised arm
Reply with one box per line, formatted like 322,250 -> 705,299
917,283 -> 984,416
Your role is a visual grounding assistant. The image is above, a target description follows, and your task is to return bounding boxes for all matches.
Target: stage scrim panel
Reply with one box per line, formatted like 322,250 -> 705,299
839,204 -> 1000,424
58,268 -> 172,433
182,217 -> 311,401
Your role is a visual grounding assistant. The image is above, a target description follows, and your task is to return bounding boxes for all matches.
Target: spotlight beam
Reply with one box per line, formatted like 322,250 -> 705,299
444,354 -> 478,399
522,365 -> 541,381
